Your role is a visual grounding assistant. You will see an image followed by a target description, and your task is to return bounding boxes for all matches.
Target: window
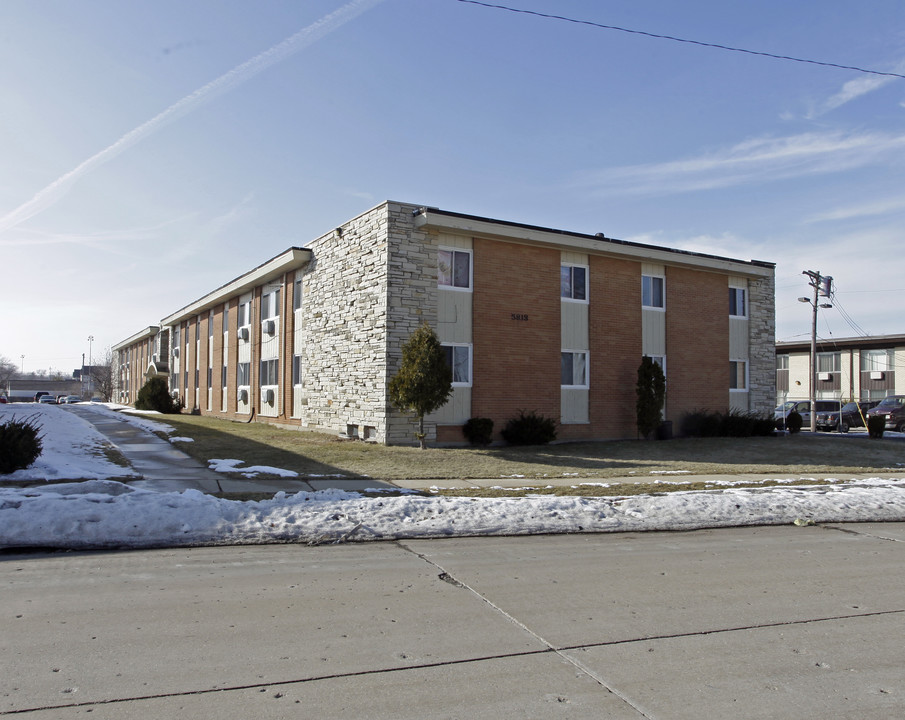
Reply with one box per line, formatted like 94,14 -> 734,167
561,351 -> 589,388
237,362 -> 251,387
208,311 -> 214,338
206,367 -> 212,388
438,248 -> 471,290
237,299 -> 251,328
293,277 -> 303,311
776,354 -> 789,370
260,359 -> 279,386
221,365 -> 227,388
441,344 -> 472,385
817,352 -> 840,373
261,288 -> 280,321
561,265 -> 588,302
861,349 -> 893,372
730,360 -> 747,390
642,275 -> 665,309
729,287 -> 747,317
292,354 -> 303,386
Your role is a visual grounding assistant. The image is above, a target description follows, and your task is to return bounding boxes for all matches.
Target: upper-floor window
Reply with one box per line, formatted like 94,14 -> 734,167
729,287 -> 747,317
237,299 -> 251,328
861,348 -> 893,372
561,265 -> 588,302
442,344 -> 472,385
817,352 -> 840,373
561,351 -> 589,388
642,275 -> 665,309
438,248 -> 472,290
293,277 -> 303,312
261,288 -> 281,321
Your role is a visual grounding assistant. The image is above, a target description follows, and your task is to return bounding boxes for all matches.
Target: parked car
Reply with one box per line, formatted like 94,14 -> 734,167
55,394 -> 67,403
34,391 -> 50,403
816,401 -> 879,433
0,395 -> 7,404
866,396 -> 905,433
774,400 -> 841,430
63,395 -> 81,403
38,394 -> 58,404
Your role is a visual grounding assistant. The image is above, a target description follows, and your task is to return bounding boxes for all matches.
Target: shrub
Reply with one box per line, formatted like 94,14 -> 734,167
501,410 -> 557,446
0,417 -> 43,474
868,415 -> 885,439
786,410 -> 803,434
680,409 -> 776,438
463,417 -> 494,446
135,376 -> 180,414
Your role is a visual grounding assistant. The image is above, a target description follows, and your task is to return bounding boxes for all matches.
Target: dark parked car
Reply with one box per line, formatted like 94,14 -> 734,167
816,401 -> 879,433
867,396 -> 905,433
34,391 -> 50,402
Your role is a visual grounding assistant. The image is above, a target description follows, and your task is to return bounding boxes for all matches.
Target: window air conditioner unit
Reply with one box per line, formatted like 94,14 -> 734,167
238,388 -> 249,403
870,370 -> 885,381
264,388 -> 275,404
263,319 -> 276,335
238,327 -> 250,342
817,372 -> 831,381
171,390 -> 179,399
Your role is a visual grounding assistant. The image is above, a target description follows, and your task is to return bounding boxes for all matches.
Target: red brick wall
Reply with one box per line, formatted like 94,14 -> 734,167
472,238 -> 560,439
665,267 -> 729,421
587,255 -> 643,439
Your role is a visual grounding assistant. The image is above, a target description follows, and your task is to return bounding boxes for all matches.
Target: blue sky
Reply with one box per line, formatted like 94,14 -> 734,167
2,0 -> 904,374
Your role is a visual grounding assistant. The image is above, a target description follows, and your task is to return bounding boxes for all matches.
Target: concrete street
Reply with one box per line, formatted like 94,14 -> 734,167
3,523 -> 904,718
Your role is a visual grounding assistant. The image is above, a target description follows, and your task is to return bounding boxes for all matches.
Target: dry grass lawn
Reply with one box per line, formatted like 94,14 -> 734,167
156,414 -> 905,490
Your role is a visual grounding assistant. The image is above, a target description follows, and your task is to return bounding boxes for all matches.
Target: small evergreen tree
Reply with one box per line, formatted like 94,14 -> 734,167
135,376 -> 180,414
0,417 -> 43,474
636,356 -> 666,439
388,324 -> 453,449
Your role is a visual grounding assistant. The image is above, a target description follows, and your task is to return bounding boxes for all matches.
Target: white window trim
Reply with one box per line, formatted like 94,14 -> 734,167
438,246 -> 473,293
561,350 -> 590,389
729,287 -> 747,318
730,358 -> 748,392
642,274 -> 666,311
442,342 -> 473,387
560,264 -> 589,304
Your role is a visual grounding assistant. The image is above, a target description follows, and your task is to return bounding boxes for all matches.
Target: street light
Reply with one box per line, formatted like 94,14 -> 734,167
798,273 -> 833,432
87,335 -> 94,398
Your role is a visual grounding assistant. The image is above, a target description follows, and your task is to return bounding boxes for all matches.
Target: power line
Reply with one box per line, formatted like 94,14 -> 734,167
454,0 -> 905,80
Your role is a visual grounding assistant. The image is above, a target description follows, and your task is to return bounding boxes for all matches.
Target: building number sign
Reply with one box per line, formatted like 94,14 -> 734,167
511,313 -> 529,321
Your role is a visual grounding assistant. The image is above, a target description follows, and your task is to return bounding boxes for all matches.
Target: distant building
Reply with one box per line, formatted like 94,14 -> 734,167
113,201 -> 776,444
775,334 -> 905,406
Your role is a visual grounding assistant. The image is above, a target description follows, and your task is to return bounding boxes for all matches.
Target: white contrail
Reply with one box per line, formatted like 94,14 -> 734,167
0,0 -> 385,235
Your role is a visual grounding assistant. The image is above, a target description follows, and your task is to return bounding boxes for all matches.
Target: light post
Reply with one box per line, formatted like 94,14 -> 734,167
87,335 -> 94,398
798,271 -> 833,433
20,355 -> 24,373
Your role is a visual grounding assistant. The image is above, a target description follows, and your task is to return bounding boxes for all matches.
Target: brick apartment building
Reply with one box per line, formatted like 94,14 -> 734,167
112,201 -> 776,444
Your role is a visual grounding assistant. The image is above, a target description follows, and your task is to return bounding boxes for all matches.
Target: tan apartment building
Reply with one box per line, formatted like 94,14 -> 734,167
775,334 -> 905,406
113,201 -> 776,444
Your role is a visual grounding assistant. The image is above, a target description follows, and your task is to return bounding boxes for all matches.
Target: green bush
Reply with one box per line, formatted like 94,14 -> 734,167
786,410 -> 803,434
500,410 -> 557,446
868,415 -> 885,439
462,417 -> 494,446
0,417 -> 43,474
680,409 -> 776,438
135,376 -> 180,414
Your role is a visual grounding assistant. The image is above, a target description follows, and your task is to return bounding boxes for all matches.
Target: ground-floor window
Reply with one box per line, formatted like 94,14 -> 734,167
260,359 -> 279,386
730,360 -> 747,390
442,344 -> 472,385
561,351 -> 589,388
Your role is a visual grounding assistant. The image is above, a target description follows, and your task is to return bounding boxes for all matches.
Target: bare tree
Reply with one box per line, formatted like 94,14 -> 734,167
89,348 -> 114,401
0,355 -> 17,391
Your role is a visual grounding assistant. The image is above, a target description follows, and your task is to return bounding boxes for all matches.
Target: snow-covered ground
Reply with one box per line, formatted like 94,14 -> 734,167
1,404 -> 904,550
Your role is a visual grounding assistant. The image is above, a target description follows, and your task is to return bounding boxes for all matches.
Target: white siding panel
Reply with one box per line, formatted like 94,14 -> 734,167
561,302 -> 589,350
428,387 -> 472,424
561,388 -> 589,424
642,308 -> 666,356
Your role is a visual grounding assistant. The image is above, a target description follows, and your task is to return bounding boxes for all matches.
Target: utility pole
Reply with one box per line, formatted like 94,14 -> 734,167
798,271 -> 833,432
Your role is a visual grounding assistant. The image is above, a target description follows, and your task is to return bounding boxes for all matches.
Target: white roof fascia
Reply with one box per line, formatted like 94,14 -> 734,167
112,326 -> 160,351
414,211 -> 773,279
160,248 -> 312,327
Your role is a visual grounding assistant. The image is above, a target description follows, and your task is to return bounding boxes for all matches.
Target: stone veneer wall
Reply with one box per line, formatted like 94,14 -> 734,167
383,203 -> 438,445
300,203 -> 394,440
747,271 -> 776,415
